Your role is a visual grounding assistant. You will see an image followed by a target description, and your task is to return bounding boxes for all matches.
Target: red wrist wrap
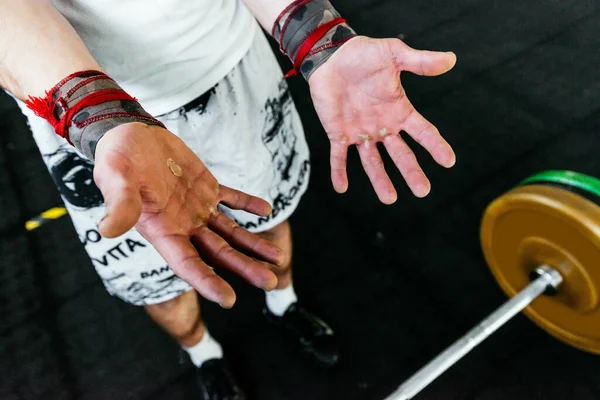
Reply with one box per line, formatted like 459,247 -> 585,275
284,17 -> 347,78
25,70 -> 165,150
272,0 -> 357,79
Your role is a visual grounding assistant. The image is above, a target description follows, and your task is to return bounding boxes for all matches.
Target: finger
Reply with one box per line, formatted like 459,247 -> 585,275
150,232 -> 237,308
209,212 -> 285,266
218,185 -> 272,216
391,39 -> 457,76
330,140 -> 349,193
383,134 -> 430,198
356,141 -> 397,204
193,225 -> 278,291
93,154 -> 142,238
402,108 -> 456,168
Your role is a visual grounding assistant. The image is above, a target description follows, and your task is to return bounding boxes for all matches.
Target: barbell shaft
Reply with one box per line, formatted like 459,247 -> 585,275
387,266 -> 563,400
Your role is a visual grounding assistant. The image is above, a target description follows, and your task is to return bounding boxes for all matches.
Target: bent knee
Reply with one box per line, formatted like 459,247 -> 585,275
144,291 -> 203,342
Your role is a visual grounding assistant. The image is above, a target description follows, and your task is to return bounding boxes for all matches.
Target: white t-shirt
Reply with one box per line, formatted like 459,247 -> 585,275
51,0 -> 259,115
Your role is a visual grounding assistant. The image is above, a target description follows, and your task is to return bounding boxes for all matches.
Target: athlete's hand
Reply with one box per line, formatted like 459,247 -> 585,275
308,36 -> 457,203
93,123 -> 284,308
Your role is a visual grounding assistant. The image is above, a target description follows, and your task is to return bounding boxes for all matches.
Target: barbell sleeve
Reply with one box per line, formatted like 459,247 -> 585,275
387,266 -> 563,400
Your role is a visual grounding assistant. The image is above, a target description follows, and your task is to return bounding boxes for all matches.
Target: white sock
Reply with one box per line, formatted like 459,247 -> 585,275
183,328 -> 223,367
265,282 -> 298,316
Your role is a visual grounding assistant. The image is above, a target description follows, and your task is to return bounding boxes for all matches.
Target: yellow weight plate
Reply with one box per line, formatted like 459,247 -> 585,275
481,184 -> 600,354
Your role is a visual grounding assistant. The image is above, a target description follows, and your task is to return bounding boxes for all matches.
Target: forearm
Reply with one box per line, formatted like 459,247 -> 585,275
0,0 -> 100,100
242,0 -> 356,80
0,1 -> 164,160
241,0 -> 295,32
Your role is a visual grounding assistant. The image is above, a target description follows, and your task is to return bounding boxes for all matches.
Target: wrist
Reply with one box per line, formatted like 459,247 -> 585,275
25,70 -> 164,160
272,0 -> 357,80
307,35 -> 361,86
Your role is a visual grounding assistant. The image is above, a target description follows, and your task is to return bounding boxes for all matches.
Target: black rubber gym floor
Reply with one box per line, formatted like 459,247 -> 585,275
1,0 -> 599,399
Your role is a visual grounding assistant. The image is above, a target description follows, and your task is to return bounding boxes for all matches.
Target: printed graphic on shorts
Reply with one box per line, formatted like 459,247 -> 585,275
263,81 -> 298,182
179,85 -> 217,119
260,80 -> 311,226
238,80 -> 310,230
44,146 -> 104,209
118,275 -> 189,305
80,227 -> 147,268
79,225 -> 189,305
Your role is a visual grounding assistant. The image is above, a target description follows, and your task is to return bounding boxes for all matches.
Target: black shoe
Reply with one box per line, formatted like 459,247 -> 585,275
196,358 -> 246,400
263,303 -> 340,367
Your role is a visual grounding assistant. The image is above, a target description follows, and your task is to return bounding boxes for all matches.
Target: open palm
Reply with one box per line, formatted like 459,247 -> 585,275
309,36 -> 457,203
93,123 -> 283,308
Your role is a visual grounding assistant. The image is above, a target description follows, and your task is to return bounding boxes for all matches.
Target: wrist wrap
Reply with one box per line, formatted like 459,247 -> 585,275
25,70 -> 165,160
272,0 -> 357,80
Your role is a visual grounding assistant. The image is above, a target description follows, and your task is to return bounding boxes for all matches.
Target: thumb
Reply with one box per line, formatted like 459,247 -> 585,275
93,152 -> 142,238
392,39 -> 457,76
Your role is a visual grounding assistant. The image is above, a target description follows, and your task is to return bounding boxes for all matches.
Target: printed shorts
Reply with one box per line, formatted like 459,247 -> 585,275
16,31 -> 311,306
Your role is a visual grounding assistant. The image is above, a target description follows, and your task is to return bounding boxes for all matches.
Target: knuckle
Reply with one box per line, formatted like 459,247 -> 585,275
411,123 -> 431,142
399,108 -> 416,126
393,149 -> 415,166
214,241 -> 232,259
364,156 -> 384,169
192,272 -> 218,291
330,154 -> 347,165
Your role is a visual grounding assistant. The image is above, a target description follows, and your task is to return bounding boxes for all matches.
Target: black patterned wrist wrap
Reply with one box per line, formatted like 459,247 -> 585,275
272,0 -> 357,80
25,70 -> 165,160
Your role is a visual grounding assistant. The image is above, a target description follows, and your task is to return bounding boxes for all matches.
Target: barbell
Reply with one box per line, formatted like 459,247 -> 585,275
387,170 -> 600,399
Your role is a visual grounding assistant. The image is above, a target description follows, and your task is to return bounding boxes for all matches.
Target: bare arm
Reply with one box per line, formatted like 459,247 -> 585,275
0,0 -> 100,100
240,0 -> 293,31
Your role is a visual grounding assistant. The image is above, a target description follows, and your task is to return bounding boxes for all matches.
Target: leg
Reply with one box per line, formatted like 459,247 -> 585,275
144,290 -> 224,366
144,289 -> 206,348
260,220 -> 299,316
145,290 -> 244,399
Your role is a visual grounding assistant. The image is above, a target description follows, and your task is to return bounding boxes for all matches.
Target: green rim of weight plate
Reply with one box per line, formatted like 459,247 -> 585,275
520,170 -> 600,201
